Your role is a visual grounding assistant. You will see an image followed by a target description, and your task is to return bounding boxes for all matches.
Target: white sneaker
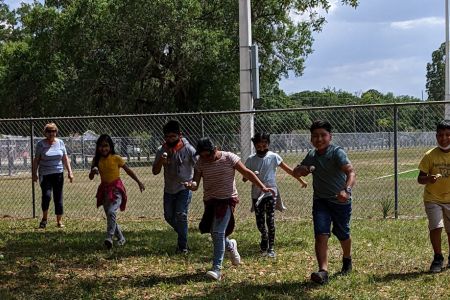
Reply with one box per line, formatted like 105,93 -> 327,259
227,239 -> 241,266
206,270 -> 221,281
267,249 -> 276,258
117,238 -> 126,246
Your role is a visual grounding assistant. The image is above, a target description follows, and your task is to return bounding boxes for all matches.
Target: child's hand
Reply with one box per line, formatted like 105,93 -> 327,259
336,190 -> 350,203
182,181 -> 198,191
298,178 -> 308,188
262,187 -> 276,197
138,181 -> 145,192
430,174 -> 442,184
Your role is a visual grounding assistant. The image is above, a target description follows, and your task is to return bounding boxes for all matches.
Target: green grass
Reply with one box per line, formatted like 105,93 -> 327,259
0,218 -> 449,299
0,146 -> 432,220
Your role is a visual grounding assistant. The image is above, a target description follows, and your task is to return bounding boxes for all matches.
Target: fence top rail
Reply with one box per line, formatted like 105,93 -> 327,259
0,100 -> 449,122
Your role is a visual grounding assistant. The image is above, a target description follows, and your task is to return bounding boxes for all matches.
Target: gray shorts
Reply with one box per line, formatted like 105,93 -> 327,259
424,202 -> 450,232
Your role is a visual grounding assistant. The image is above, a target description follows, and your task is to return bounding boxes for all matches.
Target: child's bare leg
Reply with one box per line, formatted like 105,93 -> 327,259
340,237 -> 351,258
430,228 -> 442,254
315,234 -> 329,271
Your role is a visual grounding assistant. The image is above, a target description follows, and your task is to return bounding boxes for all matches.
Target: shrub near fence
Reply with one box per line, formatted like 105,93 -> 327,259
0,101 -> 447,220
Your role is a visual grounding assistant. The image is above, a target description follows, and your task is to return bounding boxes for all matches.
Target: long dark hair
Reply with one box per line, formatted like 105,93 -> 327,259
92,134 -> 116,168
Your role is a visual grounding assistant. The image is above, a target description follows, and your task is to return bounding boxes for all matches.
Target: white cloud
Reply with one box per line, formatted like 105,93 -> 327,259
390,17 -> 444,30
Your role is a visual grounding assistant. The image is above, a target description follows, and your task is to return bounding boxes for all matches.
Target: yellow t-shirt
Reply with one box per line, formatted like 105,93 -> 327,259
98,154 -> 125,183
418,147 -> 450,203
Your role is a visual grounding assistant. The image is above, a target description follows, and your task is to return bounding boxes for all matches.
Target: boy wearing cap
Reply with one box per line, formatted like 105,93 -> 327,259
294,120 -> 356,285
152,120 -> 197,254
185,137 -> 275,281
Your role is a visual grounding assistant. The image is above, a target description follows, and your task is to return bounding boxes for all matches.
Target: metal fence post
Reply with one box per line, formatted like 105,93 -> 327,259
30,119 -> 36,218
201,113 -> 205,137
393,106 -> 399,219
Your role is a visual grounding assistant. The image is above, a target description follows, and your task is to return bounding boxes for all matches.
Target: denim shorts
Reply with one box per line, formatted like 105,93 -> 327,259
312,198 -> 352,241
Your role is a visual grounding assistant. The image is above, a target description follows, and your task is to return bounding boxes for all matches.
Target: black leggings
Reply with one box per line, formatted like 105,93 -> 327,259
40,173 -> 64,215
253,196 -> 276,250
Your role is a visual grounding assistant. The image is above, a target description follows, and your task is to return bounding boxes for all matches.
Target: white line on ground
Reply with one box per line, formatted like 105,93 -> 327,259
375,169 -> 417,179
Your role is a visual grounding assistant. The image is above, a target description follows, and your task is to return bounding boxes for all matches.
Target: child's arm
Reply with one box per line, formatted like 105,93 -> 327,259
88,165 -> 98,180
184,169 -> 202,191
235,161 -> 275,196
152,151 -> 168,175
417,171 -> 440,185
279,162 -> 307,188
122,164 -> 145,192
336,163 -> 356,203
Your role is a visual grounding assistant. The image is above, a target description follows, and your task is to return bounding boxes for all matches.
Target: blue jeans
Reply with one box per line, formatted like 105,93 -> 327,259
211,207 -> 232,271
163,189 -> 192,250
312,198 -> 352,241
103,191 -> 124,241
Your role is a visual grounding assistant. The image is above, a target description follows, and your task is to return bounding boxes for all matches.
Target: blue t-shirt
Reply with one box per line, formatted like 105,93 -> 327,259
35,138 -> 67,176
245,151 -> 282,199
300,144 -> 351,203
153,138 -> 198,194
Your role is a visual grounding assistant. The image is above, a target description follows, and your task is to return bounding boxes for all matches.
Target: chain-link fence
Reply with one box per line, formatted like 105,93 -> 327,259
0,101 -> 447,221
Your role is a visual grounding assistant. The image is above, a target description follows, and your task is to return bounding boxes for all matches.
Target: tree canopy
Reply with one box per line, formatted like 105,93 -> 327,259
0,0 -> 359,117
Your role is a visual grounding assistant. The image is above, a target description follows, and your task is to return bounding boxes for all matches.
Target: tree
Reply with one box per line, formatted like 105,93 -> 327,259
0,0 -> 359,117
426,42 -> 445,101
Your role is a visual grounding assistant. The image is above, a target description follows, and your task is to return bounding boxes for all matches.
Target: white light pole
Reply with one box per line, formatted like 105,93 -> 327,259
445,0 -> 450,118
239,0 -> 254,159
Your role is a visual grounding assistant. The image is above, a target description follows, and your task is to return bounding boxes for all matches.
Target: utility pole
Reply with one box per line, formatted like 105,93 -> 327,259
239,0 -> 254,160
445,0 -> 450,118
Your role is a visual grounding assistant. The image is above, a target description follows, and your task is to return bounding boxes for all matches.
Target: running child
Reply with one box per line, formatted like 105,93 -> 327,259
243,132 -> 307,258
185,137 -> 275,281
417,120 -> 450,273
294,120 -> 356,285
89,134 -> 145,249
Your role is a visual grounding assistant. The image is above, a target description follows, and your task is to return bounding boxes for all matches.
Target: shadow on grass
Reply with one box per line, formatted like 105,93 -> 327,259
179,280 -> 330,300
371,269 -> 439,283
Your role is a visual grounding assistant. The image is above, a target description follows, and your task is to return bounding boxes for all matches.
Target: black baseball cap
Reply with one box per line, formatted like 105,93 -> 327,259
195,138 -> 215,155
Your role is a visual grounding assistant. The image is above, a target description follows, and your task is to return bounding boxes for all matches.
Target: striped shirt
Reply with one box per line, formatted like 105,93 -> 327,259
195,151 -> 240,202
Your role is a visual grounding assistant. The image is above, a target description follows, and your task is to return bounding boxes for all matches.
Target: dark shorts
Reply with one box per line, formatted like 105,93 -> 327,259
312,198 -> 352,241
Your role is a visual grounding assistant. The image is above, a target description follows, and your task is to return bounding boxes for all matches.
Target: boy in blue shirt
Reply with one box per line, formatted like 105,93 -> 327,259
294,120 -> 356,284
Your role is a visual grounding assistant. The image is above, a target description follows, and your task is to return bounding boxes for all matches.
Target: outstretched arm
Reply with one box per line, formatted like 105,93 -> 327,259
280,162 -> 307,188
235,161 -> 275,196
122,164 -> 145,192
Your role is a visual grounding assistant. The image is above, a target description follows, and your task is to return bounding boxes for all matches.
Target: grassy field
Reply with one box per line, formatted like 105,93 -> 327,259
0,147 -> 430,220
1,218 -> 449,299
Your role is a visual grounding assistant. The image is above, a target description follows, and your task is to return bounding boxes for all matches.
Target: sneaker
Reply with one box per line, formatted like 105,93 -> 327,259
175,247 -> 189,255
227,239 -> 241,266
39,219 -> 47,229
117,238 -> 126,246
57,223 -> 65,228
311,270 -> 329,285
206,269 -> 221,281
341,257 -> 352,275
104,238 -> 113,249
430,253 -> 444,273
267,249 -> 276,258
260,238 -> 268,252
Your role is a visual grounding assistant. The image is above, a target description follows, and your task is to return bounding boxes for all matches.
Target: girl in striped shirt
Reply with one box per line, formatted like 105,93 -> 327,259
185,137 -> 275,281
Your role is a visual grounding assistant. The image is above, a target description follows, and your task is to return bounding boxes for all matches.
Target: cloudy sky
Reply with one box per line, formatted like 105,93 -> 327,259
4,0 -> 445,99
282,0 -> 445,99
